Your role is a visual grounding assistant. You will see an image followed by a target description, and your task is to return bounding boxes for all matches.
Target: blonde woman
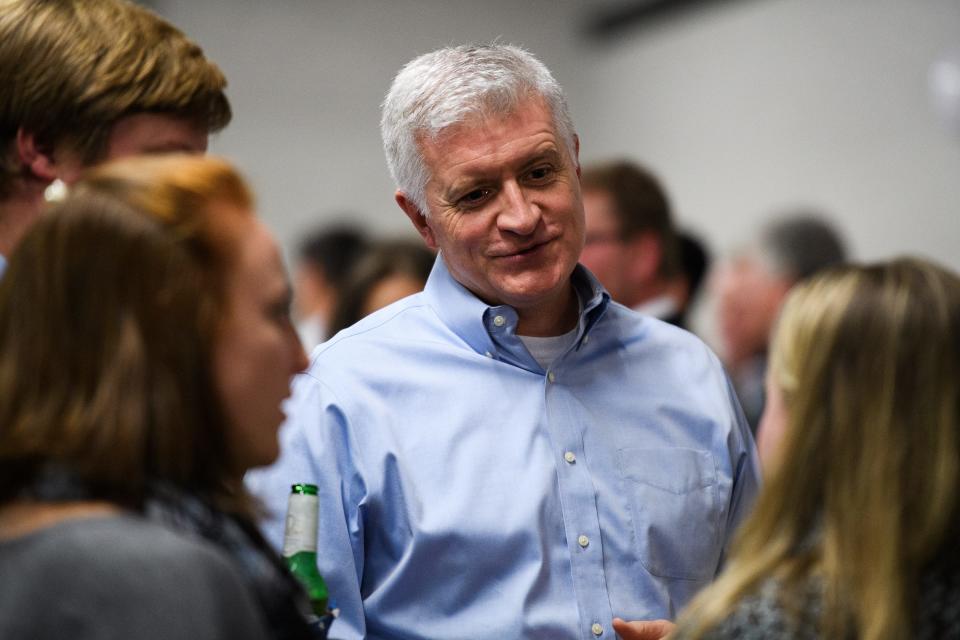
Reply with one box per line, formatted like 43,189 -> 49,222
619,257 -> 960,639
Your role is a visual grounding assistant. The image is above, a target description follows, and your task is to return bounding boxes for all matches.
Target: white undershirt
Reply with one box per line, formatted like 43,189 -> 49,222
517,291 -> 583,370
518,327 -> 579,370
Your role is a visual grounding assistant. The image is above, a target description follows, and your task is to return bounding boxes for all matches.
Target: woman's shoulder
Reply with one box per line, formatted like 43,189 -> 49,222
917,547 -> 960,639
8,512 -> 235,574
678,578 -> 823,640
0,513 -> 270,640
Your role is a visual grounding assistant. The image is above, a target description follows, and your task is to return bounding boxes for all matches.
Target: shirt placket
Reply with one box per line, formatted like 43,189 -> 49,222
544,351 -> 615,639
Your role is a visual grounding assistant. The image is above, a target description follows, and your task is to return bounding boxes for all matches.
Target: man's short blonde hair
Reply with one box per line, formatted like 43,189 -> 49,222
0,0 -> 231,197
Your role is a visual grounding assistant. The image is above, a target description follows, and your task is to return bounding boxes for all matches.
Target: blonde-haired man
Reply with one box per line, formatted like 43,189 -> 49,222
0,0 -> 231,275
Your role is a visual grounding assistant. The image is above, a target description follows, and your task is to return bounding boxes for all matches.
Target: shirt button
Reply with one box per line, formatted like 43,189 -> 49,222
582,334 -> 590,345
592,623 -> 604,636
484,351 -> 494,358
564,451 -> 576,464
493,315 -> 506,327
547,371 -> 556,383
578,534 -> 589,548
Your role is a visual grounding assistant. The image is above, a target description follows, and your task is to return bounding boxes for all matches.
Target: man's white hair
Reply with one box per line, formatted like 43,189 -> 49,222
381,42 -> 577,215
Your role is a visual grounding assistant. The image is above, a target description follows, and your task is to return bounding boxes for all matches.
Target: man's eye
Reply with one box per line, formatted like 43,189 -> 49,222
459,188 -> 492,208
526,166 -> 555,183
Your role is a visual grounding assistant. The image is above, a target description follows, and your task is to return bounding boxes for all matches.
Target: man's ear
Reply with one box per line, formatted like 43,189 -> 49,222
15,129 -> 58,183
396,191 -> 438,250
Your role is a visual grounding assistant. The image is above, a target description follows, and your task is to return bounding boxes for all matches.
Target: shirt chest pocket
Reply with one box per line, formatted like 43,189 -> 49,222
617,447 -> 722,581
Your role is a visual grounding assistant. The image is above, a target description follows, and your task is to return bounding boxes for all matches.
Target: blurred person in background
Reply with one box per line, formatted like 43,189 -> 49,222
579,160 -> 683,325
0,0 -> 230,277
0,155 -> 321,639
618,257 -> 960,639
292,224 -> 368,352
664,230 -> 711,333
713,213 -> 846,433
328,239 -> 434,336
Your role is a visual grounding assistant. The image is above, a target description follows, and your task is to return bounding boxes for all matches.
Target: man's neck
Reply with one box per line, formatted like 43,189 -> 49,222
516,282 -> 579,337
0,183 -> 46,257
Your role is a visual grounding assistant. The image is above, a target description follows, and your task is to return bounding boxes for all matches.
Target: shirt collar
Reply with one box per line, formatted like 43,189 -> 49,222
633,294 -> 679,320
423,253 -> 610,357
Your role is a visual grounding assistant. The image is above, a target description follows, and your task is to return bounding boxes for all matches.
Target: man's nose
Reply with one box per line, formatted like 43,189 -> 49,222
496,181 -> 540,235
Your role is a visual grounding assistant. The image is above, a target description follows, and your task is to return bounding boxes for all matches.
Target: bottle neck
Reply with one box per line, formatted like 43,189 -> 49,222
282,492 -> 319,556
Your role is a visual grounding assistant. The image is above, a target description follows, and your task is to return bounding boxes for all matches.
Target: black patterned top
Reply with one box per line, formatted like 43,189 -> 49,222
146,484 -> 328,640
676,549 -> 960,639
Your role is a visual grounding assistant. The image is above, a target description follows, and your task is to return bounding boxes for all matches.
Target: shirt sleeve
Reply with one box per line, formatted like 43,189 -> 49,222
247,373 -> 369,640
718,375 -> 763,570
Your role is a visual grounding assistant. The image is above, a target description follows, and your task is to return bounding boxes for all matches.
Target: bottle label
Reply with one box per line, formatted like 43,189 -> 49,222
283,492 -> 319,555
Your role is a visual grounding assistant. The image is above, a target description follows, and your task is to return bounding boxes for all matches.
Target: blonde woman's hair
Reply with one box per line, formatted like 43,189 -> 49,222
0,155 -> 255,515
674,257 -> 960,640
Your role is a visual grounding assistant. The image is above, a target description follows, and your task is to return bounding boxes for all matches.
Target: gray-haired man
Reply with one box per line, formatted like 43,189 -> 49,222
248,43 -> 760,640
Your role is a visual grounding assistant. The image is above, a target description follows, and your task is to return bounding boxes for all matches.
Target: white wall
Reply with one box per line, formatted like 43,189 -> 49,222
574,0 -> 960,272
155,0 -> 586,250
157,0 -> 960,274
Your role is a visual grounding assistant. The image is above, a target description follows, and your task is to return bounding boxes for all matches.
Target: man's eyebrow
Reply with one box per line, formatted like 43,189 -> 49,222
443,167 -> 500,199
473,145 -> 564,177
439,143 -> 565,199
520,147 -> 563,168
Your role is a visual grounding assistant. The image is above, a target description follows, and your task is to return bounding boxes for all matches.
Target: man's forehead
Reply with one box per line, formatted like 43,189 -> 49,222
423,108 -> 562,167
419,95 -> 556,144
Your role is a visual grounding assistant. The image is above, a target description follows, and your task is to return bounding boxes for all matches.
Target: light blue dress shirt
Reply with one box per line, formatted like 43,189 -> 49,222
0,253 -> 6,279
247,256 -> 760,640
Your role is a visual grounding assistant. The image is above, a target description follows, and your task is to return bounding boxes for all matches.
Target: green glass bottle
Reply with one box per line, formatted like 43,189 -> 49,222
282,483 -> 329,618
